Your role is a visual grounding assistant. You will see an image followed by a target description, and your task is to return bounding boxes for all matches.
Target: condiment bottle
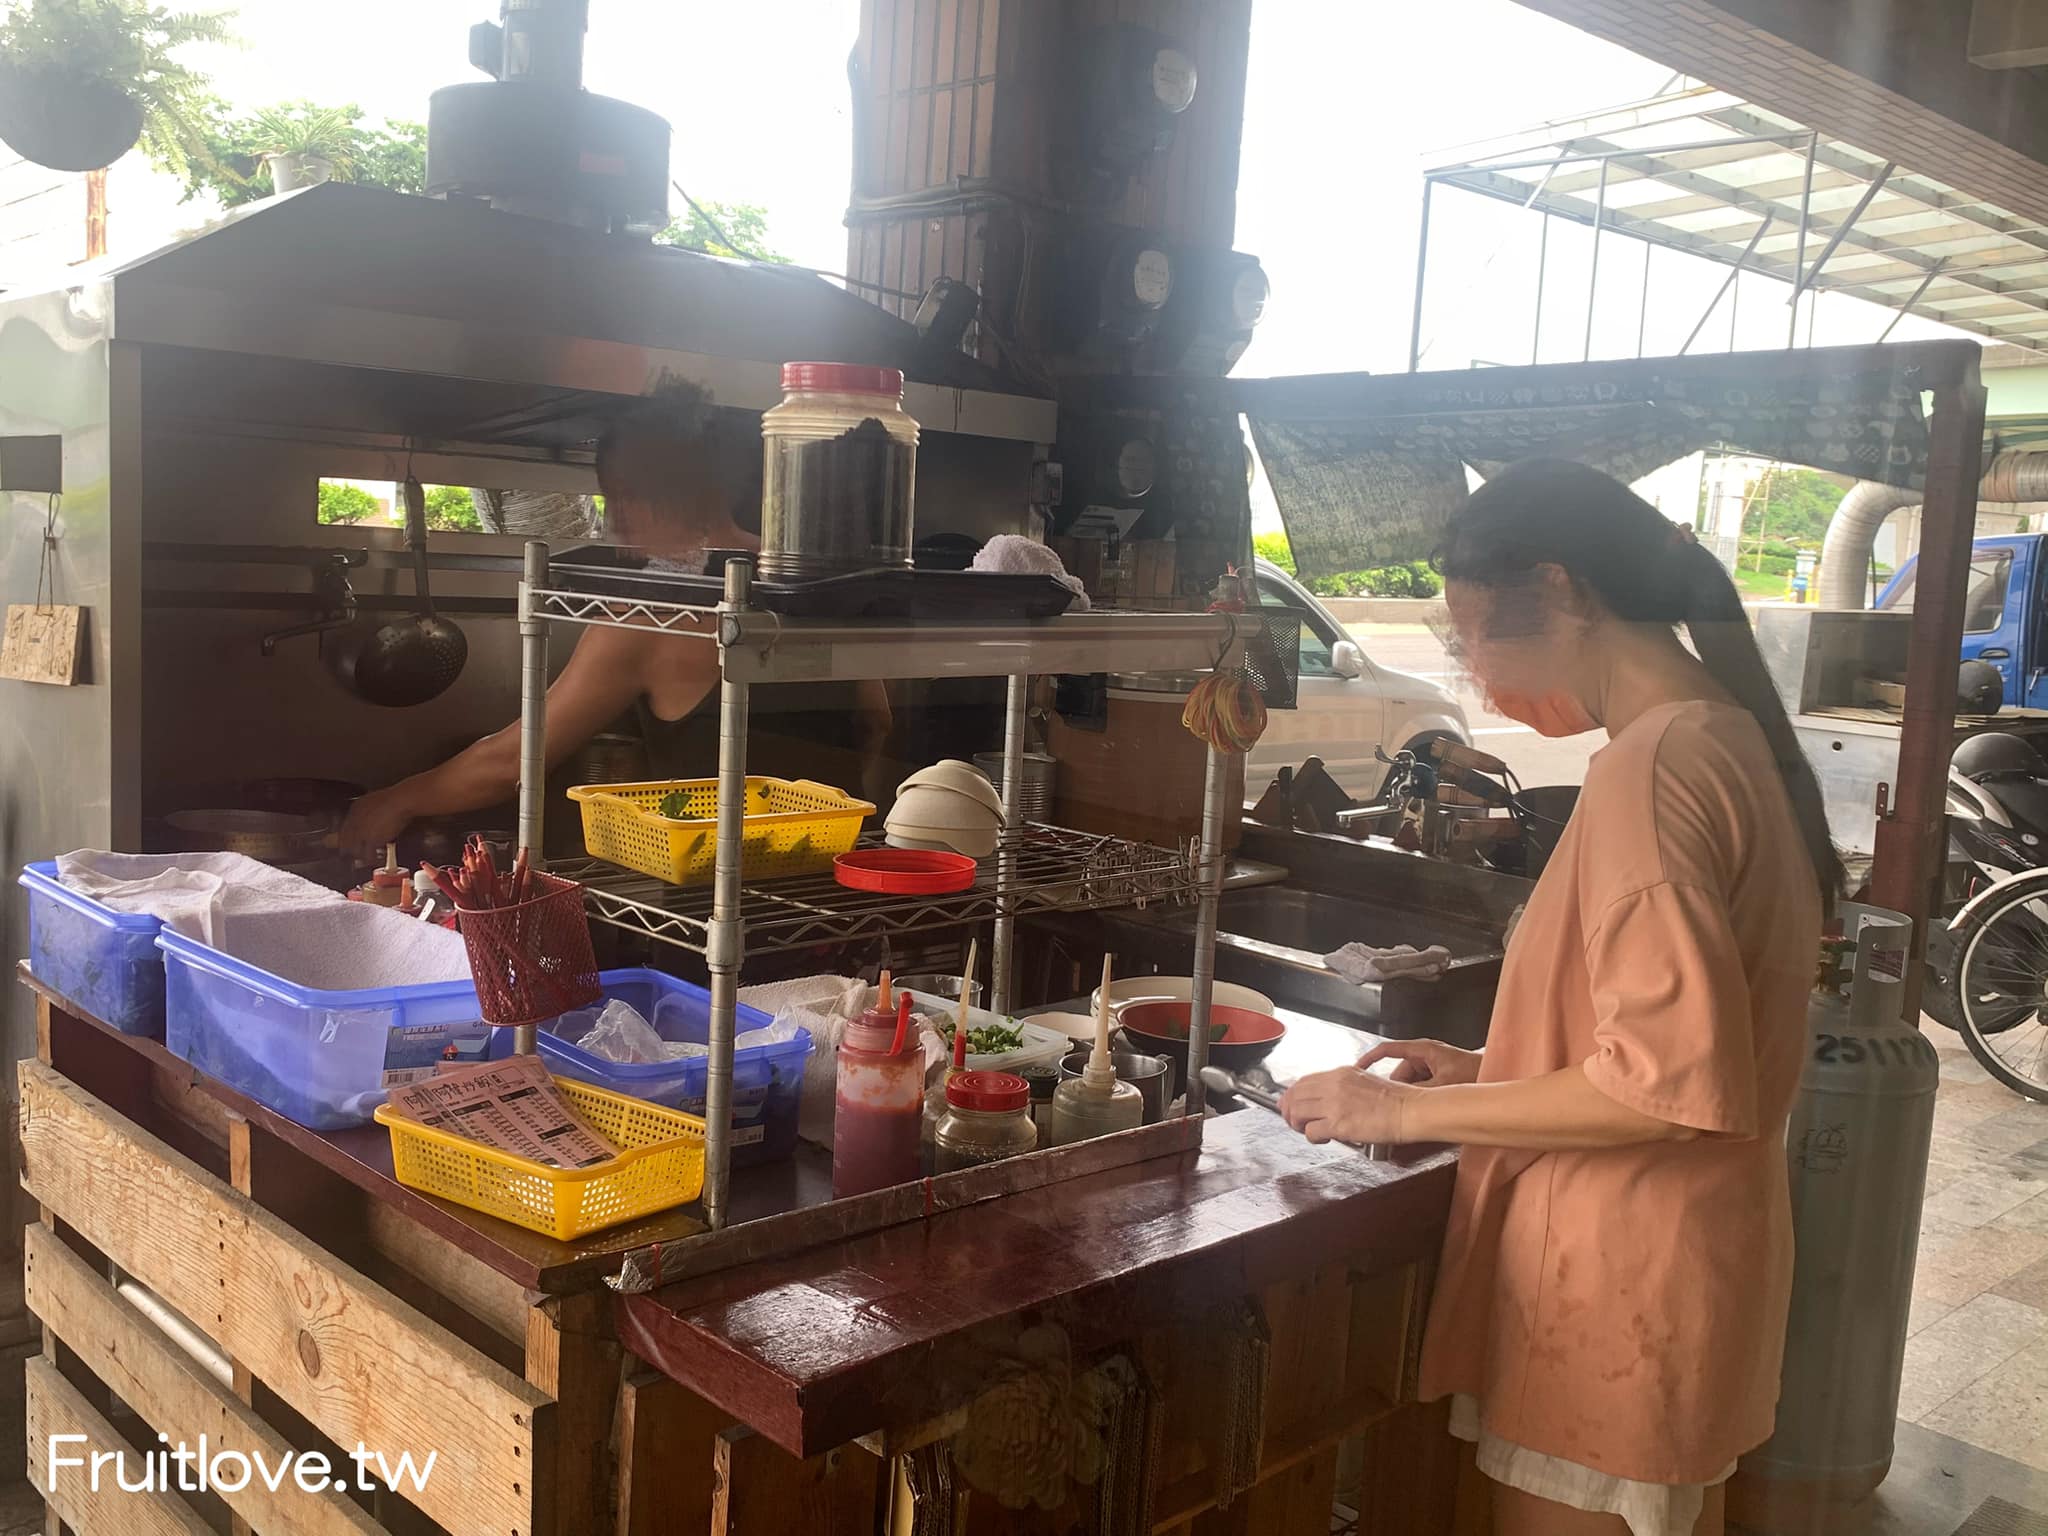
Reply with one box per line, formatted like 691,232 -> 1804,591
934,1071 -> 1036,1172
833,991 -> 924,1198
358,844 -> 410,907
1046,957 -> 1144,1147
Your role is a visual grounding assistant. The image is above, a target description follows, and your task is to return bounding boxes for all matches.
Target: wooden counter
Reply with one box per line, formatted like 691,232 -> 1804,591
15,964 -> 1469,1536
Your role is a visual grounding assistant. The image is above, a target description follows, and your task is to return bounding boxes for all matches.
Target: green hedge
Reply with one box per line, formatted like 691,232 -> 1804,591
1251,533 -> 1442,598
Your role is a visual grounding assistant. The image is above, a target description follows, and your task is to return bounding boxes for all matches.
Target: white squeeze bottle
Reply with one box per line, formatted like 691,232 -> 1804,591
1046,954 -> 1144,1147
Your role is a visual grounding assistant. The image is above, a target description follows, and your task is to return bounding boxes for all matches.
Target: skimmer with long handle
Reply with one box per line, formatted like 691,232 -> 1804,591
329,475 -> 468,707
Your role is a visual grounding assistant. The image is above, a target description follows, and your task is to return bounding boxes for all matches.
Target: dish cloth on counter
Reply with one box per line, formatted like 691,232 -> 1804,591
1324,942 -> 1452,985
970,534 -> 1091,611
56,850 -> 344,947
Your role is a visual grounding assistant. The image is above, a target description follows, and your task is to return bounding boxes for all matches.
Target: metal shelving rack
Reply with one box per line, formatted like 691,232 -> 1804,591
516,541 -> 1239,1229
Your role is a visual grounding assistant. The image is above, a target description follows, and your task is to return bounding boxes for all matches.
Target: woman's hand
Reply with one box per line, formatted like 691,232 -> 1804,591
1280,1067 -> 1414,1146
338,787 -> 416,863
1355,1038 -> 1482,1086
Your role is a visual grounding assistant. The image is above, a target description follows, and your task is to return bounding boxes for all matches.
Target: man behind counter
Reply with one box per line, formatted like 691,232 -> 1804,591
338,382 -> 891,861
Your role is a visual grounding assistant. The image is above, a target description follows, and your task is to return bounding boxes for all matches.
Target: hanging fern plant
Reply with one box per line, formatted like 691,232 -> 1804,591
0,0 -> 234,174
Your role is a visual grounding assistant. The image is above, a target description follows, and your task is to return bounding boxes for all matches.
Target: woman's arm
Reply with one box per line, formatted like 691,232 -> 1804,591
338,627 -> 706,857
1280,1061 -> 1701,1150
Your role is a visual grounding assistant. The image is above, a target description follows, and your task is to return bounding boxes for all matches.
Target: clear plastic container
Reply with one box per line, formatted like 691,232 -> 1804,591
934,1071 -> 1037,1172
527,970 -> 811,1167
759,362 -> 919,581
832,1003 -> 925,1197
19,862 -> 166,1036
158,931 -> 493,1129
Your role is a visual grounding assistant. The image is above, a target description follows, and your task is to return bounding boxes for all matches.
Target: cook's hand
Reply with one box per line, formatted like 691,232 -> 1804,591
337,788 -> 415,863
1280,1067 -> 1413,1146
1355,1038 -> 1481,1087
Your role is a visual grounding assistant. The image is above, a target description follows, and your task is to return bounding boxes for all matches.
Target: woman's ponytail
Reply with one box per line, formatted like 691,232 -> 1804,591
1439,457 -> 1842,913
1678,541 -> 1843,912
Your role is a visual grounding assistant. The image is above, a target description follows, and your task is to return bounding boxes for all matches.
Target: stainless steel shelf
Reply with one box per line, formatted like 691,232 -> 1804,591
556,825 -> 1205,956
530,587 -> 719,636
528,584 -> 1236,682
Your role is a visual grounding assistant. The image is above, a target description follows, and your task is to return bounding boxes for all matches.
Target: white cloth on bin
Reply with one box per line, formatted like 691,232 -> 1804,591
970,534 -> 1091,611
738,974 -> 867,1020
208,901 -> 472,991
1323,941 -> 1452,985
56,850 -> 344,947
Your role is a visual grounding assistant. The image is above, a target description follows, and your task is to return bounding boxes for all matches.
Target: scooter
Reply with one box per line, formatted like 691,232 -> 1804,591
1927,731 -> 2048,1102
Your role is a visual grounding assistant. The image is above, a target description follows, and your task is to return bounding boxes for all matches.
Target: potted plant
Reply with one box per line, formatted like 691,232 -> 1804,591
247,103 -> 357,194
0,0 -> 230,174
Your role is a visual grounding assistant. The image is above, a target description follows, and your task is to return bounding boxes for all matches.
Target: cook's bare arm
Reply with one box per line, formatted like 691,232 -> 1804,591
339,628 -> 711,857
1281,1062 -> 1697,1149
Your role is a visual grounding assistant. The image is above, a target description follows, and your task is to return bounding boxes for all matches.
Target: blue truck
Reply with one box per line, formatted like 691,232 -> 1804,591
1878,534 -> 2047,707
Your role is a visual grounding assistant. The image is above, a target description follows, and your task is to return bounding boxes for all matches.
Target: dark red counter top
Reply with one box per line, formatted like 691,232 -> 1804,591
617,1107 -> 1457,1456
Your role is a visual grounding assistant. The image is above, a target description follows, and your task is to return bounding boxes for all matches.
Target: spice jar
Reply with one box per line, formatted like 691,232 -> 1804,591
933,1071 -> 1037,1172
759,362 -> 919,581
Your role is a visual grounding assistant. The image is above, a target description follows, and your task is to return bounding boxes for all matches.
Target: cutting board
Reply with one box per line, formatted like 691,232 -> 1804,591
0,604 -> 83,685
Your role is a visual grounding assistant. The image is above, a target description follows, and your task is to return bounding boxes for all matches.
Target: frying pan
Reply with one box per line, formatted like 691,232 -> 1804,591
326,476 -> 468,707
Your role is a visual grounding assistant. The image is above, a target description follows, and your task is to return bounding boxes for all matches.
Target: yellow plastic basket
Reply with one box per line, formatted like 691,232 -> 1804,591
567,776 -> 875,887
374,1077 -> 705,1241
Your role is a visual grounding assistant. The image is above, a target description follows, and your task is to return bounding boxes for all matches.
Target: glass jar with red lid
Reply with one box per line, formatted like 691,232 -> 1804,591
932,1070 -> 1037,1173
759,361 -> 919,581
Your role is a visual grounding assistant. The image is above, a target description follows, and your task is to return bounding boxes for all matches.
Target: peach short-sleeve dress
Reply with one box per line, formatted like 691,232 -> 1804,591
1418,699 -> 1822,1487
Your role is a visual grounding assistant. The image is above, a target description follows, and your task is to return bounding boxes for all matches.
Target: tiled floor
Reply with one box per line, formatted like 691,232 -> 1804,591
1897,1040 -> 2048,1476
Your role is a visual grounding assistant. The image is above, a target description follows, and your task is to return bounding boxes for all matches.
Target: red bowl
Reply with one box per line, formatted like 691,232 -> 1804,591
1117,1001 -> 1285,1088
834,848 -> 977,895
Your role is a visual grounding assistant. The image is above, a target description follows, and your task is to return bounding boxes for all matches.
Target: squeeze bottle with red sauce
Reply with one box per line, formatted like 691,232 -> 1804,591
832,986 -> 925,1198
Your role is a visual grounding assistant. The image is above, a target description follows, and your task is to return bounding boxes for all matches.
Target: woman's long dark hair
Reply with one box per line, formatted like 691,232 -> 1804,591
1437,457 -> 1841,910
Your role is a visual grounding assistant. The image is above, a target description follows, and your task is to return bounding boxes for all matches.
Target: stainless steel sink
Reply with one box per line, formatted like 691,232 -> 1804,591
1210,885 -> 1497,959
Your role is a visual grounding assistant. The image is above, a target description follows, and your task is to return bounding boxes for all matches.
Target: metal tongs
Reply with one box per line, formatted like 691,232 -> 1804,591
1202,1064 -> 1389,1158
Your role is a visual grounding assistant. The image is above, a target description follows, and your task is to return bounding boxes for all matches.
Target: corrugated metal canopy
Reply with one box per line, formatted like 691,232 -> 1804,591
1428,86 -> 2048,355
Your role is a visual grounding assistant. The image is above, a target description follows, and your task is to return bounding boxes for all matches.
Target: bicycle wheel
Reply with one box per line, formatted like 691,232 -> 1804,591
1946,871 -> 2048,1104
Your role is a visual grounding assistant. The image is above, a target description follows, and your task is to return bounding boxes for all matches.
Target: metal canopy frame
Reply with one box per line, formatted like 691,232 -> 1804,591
1087,338 -> 1986,1014
1417,85 -> 2048,361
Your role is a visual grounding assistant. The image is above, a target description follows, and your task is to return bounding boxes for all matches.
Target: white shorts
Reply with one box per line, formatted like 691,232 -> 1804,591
1449,1395 -> 1734,1536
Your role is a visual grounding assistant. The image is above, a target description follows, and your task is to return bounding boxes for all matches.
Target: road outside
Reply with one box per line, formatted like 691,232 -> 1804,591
1349,620 -> 1602,791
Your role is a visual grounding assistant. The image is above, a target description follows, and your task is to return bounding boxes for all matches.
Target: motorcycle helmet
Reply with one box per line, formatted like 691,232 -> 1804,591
1958,659 -> 2005,715
1951,730 -> 2048,780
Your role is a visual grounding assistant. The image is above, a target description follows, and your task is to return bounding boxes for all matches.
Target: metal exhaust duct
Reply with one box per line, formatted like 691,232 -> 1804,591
1818,449 -> 2048,608
427,0 -> 670,234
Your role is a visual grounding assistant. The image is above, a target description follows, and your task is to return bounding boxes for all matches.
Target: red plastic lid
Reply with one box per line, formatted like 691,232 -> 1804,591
946,1070 -> 1030,1112
835,848 -> 976,895
781,362 -> 904,397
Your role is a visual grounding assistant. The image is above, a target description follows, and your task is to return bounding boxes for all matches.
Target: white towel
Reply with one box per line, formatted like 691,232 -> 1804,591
970,534 -> 1091,611
209,901 -> 473,992
56,850 -> 344,947
1324,942 -> 1452,985
738,974 -> 868,1020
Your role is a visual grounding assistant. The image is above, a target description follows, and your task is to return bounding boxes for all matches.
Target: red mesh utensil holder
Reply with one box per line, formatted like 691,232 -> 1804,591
456,873 -> 603,1027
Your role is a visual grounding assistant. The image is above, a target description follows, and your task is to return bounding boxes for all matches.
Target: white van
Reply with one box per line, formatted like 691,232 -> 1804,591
1249,559 -> 1470,799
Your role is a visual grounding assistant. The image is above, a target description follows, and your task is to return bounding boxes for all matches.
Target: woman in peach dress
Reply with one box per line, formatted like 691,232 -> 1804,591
1281,459 -> 1835,1536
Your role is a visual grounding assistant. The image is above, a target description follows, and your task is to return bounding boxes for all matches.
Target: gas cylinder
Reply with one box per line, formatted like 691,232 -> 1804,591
1731,902 -> 1939,1535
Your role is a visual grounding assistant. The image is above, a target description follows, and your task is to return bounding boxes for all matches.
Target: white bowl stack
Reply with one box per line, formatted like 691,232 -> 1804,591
886,760 -> 1006,858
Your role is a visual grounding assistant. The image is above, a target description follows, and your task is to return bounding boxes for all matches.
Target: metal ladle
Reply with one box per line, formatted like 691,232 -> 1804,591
327,476 -> 468,707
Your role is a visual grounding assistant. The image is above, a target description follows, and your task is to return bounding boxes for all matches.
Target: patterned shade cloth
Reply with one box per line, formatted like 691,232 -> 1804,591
1248,356 -> 1931,580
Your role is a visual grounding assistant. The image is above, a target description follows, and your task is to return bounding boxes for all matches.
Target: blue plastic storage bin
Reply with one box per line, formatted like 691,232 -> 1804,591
159,932 -> 495,1130
20,862 -> 166,1036
531,969 -> 811,1166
